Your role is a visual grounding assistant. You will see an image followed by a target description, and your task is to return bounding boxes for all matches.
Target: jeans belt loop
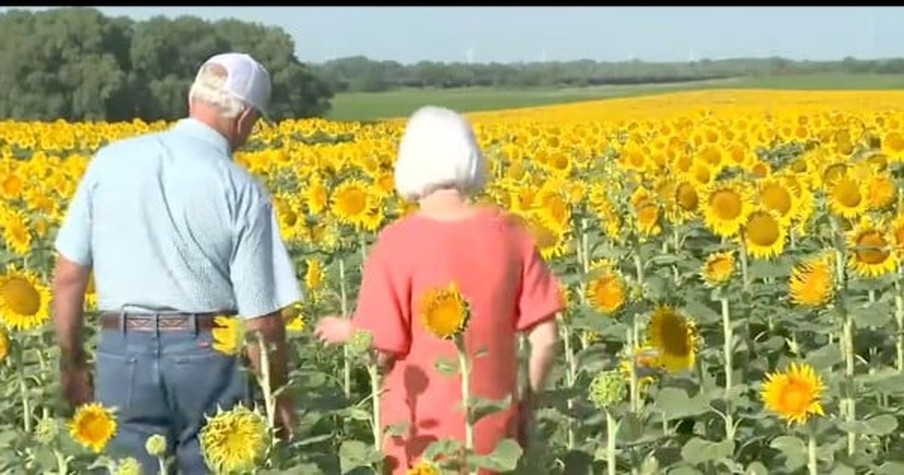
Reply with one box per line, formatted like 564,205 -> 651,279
154,313 -> 160,338
118,307 -> 126,335
190,313 -> 198,336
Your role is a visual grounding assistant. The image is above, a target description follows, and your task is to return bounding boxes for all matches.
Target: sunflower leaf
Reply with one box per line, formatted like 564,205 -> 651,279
680,437 -> 734,465
435,357 -> 460,376
768,435 -> 807,471
470,438 -> 523,471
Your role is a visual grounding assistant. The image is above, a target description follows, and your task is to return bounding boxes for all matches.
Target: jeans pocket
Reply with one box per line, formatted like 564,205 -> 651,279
167,349 -> 252,419
95,352 -> 138,413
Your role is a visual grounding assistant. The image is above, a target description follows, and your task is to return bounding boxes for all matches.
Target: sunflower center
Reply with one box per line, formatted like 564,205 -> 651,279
761,184 -> 792,215
887,132 -> 904,153
676,182 -> 699,211
831,178 -> 863,209
1,277 -> 40,316
336,188 -> 367,215
778,379 -> 812,415
710,189 -> 742,220
855,231 -> 890,265
591,275 -> 625,311
746,212 -> 780,247
657,312 -> 689,355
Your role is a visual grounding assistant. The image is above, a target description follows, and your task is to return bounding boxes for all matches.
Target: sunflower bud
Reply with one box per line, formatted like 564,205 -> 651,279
589,370 -> 627,409
112,457 -> 143,475
347,329 -> 374,357
145,433 -> 167,457
34,417 -> 59,445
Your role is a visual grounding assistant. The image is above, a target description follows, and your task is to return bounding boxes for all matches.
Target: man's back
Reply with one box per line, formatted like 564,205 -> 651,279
57,118 -> 277,314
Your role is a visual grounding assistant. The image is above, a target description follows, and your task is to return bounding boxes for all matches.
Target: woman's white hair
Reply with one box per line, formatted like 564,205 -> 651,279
188,63 -> 248,119
394,106 -> 486,201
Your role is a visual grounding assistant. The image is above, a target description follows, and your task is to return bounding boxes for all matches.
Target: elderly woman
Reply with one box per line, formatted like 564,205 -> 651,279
315,106 -> 562,473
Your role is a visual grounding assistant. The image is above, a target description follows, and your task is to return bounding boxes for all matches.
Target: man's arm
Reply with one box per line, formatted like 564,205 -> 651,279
52,256 -> 91,368
230,190 -> 303,437
525,317 -> 559,394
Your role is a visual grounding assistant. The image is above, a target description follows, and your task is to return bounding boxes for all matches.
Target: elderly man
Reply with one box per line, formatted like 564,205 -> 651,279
51,53 -> 300,473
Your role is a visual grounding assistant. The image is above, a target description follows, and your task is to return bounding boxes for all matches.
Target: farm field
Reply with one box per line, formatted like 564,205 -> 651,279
327,73 -> 904,121
1,89 -> 904,474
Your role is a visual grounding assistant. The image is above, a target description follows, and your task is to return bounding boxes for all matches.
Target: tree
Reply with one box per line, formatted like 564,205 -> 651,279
0,7 -> 334,122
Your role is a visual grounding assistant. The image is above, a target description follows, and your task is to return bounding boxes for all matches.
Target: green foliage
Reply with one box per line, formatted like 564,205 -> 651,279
0,7 -> 334,122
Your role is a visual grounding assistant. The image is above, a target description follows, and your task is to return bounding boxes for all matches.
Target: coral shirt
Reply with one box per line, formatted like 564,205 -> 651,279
353,206 -> 563,474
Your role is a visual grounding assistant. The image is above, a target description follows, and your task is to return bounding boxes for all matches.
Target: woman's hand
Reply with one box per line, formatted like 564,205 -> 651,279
314,315 -> 354,345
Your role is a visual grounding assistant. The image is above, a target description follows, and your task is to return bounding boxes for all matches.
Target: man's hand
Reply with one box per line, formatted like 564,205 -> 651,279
61,363 -> 93,409
314,315 -> 353,345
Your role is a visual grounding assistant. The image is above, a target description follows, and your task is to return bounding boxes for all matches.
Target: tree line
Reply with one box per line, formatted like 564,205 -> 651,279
311,56 -> 904,93
0,7 -> 333,122
1,7 -> 903,122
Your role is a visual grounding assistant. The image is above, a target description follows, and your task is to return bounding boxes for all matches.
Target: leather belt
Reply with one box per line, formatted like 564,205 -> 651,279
99,312 -> 230,332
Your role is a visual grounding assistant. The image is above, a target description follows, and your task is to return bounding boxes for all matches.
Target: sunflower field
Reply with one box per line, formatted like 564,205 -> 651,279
1,89 -> 904,474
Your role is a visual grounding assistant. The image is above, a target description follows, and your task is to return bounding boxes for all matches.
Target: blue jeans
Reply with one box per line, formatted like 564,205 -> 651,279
95,321 -> 251,474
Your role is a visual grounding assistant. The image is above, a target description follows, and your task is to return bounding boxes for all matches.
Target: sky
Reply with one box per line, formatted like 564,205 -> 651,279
9,6 -> 904,64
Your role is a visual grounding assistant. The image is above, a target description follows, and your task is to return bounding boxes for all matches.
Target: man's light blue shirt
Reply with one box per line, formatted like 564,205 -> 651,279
54,118 -> 302,318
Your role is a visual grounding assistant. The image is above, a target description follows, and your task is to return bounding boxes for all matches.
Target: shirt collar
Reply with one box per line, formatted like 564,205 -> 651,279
172,118 -> 232,158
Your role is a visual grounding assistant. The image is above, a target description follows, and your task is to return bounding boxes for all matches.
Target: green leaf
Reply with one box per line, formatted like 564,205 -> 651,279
769,435 -> 806,471
344,407 -> 372,422
745,461 -> 769,475
385,422 -> 409,437
423,438 -> 464,461
875,461 -> 904,475
841,414 -> 899,436
339,440 -> 374,473
470,438 -> 523,471
469,395 -> 513,425
682,299 -> 721,325
654,387 -> 709,419
806,344 -> 843,371
849,300 -> 892,328
680,437 -> 734,465
435,357 -> 460,377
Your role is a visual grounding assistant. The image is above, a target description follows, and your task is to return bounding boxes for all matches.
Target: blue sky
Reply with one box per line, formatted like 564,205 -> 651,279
8,7 -> 904,64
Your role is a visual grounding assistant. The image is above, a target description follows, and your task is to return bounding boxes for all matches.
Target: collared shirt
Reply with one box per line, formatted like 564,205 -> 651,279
54,118 -> 302,319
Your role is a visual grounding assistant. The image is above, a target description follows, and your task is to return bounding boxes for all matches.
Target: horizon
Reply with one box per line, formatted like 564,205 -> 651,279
2,6 -> 903,65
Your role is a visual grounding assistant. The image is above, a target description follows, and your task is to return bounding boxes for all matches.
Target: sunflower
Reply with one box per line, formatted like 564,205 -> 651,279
866,172 -> 897,211
199,404 -> 270,474
330,179 -> 375,229
407,460 -> 441,475
281,303 -> 306,332
0,267 -> 51,331
304,258 -> 326,295
789,252 -> 835,307
586,269 -> 627,315
304,174 -> 330,215
743,210 -> 787,260
826,173 -> 869,220
524,213 -> 570,261
701,250 -> 735,287
645,307 -> 699,374
761,361 -> 826,426
847,218 -> 896,278
757,176 -> 798,225
211,316 -> 245,356
0,328 -> 8,362
111,457 -> 142,475
702,180 -> 753,238
2,210 -> 32,256
420,282 -> 471,340
890,212 -> 904,258
69,402 -> 117,453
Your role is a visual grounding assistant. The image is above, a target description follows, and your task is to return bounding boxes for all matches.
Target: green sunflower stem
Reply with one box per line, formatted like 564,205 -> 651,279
807,431 -> 818,475
739,238 -> 750,294
605,409 -> 618,475
15,343 -> 31,434
368,359 -> 383,453
842,312 -> 857,457
54,449 -> 68,475
720,295 -> 735,440
626,323 -> 640,414
157,456 -> 167,475
255,333 -> 277,432
455,336 -> 475,475
338,258 -> 352,399
895,273 -> 904,373
560,314 -> 577,450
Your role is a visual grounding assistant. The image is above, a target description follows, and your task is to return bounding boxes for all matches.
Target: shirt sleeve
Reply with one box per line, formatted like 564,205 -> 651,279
352,237 -> 412,355
515,232 -> 564,332
230,195 -> 302,319
54,158 -> 99,267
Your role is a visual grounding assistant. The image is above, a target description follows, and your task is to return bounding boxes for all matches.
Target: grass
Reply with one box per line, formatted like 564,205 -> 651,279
326,73 -> 904,121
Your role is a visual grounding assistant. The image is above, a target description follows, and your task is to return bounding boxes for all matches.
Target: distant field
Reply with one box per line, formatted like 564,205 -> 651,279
326,73 -> 904,121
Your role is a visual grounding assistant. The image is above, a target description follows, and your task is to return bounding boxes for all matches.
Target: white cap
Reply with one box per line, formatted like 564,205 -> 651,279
197,52 -> 272,117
